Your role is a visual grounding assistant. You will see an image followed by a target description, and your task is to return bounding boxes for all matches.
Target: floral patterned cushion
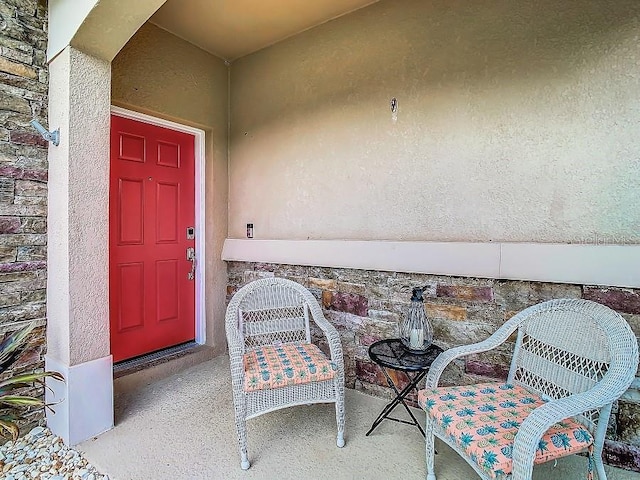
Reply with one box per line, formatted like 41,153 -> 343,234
418,383 -> 594,478
243,343 -> 337,392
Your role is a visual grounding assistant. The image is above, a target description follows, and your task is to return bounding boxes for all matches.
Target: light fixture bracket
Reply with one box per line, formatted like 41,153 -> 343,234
29,119 -> 60,146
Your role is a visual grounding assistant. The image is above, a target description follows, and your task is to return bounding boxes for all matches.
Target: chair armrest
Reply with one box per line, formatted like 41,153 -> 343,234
307,301 -> 344,370
226,325 -> 245,360
510,374 -> 633,480
225,303 -> 247,392
426,321 -> 519,388
324,324 -> 344,369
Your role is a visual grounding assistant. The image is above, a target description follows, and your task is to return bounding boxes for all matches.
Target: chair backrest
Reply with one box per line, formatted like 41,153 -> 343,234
508,299 -> 638,428
228,278 -> 314,351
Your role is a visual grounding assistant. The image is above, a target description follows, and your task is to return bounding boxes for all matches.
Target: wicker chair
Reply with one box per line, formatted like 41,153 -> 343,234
419,299 -> 638,480
225,277 -> 346,470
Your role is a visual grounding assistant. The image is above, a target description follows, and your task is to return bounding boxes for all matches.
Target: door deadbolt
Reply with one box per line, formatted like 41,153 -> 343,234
186,226 -> 195,240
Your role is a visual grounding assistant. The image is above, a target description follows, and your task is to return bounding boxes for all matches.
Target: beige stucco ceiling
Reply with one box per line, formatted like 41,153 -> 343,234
149,0 -> 379,61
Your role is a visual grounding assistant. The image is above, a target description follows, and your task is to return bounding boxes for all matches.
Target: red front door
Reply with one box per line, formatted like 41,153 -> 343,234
109,114 -> 196,362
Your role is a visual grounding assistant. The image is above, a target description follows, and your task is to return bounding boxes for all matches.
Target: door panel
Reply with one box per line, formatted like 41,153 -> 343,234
156,182 -> 179,243
157,141 -> 180,168
117,263 -> 144,331
156,259 -> 179,322
110,114 -> 196,362
119,133 -> 145,162
118,178 -> 144,244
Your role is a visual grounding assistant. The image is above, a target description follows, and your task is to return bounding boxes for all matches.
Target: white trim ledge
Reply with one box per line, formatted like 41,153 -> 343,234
45,355 -> 114,445
222,239 -> 640,288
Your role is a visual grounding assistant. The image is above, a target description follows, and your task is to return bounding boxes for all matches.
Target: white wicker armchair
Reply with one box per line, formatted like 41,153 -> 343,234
225,277 -> 346,470
420,298 -> 638,480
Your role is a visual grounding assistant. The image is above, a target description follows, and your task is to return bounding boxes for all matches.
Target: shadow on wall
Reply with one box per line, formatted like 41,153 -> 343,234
231,0 -> 640,133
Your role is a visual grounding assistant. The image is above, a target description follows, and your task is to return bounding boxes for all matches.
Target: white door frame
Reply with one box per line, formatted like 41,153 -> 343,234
110,106 -> 207,345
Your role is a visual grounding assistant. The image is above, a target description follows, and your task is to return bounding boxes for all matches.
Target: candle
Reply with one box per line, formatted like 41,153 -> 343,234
410,328 -> 423,349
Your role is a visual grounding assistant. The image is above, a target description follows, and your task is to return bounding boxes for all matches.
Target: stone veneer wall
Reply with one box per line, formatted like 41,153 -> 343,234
227,261 -> 640,472
0,0 -> 49,431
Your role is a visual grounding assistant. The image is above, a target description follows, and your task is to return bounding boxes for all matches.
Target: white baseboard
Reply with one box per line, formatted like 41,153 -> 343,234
45,355 -> 114,445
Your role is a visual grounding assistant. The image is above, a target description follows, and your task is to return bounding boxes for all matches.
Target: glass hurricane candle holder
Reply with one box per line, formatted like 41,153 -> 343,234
399,286 -> 433,352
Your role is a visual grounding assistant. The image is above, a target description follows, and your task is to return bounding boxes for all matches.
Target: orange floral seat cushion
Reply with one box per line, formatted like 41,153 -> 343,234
418,383 -> 594,478
243,343 -> 337,392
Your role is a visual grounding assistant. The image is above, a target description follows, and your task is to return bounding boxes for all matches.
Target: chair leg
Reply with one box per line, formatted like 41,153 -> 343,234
426,419 -> 436,480
236,417 -> 250,470
240,452 -> 250,471
335,389 -> 346,448
233,395 -> 250,469
592,447 -> 607,480
236,419 -> 250,470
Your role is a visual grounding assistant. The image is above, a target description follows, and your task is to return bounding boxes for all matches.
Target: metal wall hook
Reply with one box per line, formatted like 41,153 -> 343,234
390,97 -> 398,114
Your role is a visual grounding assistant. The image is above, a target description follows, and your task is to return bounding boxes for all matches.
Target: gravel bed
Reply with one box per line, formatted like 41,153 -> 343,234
0,427 -> 110,480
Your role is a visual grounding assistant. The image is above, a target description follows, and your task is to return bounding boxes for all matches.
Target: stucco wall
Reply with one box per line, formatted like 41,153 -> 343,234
229,0 -> 640,243
111,23 -> 229,354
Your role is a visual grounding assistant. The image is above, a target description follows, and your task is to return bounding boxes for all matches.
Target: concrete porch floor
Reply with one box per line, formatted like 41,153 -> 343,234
79,356 -> 639,480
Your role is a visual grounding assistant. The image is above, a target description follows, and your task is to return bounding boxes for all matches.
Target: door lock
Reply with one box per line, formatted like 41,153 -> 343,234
186,247 -> 196,280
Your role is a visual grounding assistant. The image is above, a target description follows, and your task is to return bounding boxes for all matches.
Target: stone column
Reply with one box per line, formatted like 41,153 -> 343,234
45,46 -> 113,445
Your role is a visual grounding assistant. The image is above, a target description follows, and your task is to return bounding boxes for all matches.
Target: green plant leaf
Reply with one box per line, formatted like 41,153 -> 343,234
0,322 -> 63,442
0,418 -> 19,441
0,384 -> 34,394
0,371 -> 64,389
0,395 -> 46,407
0,323 -> 36,371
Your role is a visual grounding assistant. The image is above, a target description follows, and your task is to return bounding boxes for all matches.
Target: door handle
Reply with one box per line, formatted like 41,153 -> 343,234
186,247 -> 196,280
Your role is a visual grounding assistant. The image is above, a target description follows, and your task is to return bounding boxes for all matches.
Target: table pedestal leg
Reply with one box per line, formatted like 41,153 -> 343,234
365,368 -> 427,437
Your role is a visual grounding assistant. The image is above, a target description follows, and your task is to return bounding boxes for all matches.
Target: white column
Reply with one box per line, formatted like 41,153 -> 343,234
46,46 -> 113,445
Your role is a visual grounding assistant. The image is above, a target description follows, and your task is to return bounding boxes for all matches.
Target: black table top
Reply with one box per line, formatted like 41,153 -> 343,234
368,338 -> 444,372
